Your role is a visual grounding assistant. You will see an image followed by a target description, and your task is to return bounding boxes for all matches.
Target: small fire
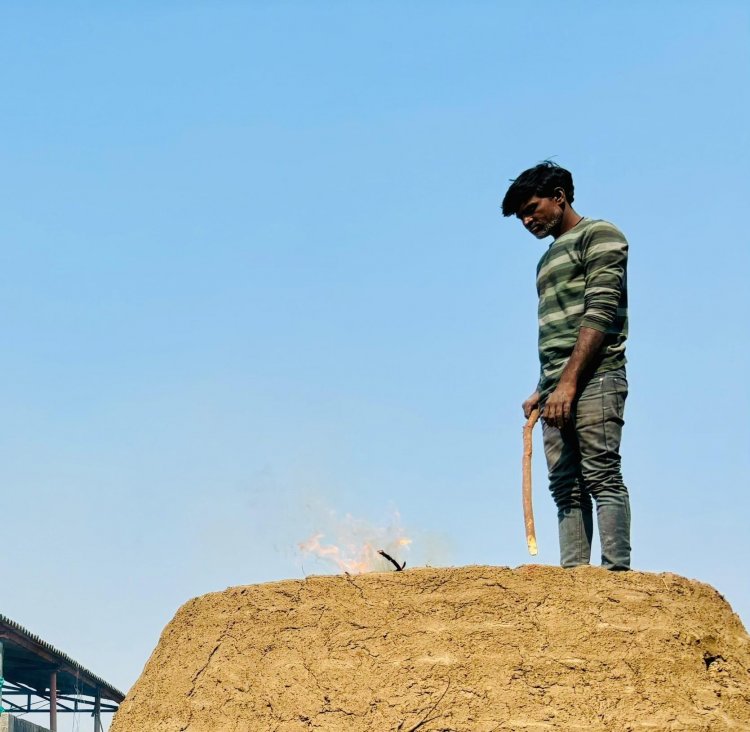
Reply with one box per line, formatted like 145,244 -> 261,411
298,512 -> 411,574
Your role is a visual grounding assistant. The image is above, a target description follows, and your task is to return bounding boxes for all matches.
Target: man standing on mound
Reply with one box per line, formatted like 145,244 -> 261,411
502,161 -> 631,570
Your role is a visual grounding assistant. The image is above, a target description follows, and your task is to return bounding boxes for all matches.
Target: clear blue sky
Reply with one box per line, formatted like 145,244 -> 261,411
2,3 -> 749,727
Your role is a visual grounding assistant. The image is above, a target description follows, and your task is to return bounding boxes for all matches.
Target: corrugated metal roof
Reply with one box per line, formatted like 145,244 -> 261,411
0,613 -> 125,702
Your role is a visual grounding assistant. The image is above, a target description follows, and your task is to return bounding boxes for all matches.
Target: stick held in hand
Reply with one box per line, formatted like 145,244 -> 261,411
522,408 -> 540,555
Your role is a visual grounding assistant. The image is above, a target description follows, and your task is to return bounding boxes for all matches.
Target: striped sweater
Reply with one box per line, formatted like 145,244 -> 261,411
536,217 -> 628,400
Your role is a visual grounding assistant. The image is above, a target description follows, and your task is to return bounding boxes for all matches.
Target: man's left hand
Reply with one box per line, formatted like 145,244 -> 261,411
542,380 -> 577,428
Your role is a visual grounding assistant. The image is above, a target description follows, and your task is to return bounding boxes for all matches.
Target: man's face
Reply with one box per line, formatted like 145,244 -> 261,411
516,194 -> 563,239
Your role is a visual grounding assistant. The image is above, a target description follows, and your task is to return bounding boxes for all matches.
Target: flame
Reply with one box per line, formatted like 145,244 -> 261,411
298,512 -> 411,574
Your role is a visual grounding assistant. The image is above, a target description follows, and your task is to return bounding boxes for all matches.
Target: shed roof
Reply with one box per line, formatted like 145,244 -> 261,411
0,614 -> 125,703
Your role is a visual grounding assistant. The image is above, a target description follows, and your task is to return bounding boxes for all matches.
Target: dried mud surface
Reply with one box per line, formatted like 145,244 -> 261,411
111,565 -> 750,731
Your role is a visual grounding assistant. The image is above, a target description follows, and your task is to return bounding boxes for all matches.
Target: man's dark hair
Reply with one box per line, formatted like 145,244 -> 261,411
501,161 -> 575,217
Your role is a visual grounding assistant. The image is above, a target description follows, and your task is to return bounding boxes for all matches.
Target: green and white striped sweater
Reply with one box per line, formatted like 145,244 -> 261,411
536,217 -> 628,400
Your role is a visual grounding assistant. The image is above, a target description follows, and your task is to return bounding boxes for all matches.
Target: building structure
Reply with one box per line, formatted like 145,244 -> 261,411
0,614 -> 124,732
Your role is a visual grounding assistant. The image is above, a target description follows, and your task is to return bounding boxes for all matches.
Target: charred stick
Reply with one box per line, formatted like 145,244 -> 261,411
378,549 -> 406,571
404,679 -> 451,732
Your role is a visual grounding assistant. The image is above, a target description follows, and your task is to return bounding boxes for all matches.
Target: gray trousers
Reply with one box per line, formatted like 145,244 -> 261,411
542,369 -> 631,570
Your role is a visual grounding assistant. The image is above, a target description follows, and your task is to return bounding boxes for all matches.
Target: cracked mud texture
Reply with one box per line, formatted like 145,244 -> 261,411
111,565 -> 750,731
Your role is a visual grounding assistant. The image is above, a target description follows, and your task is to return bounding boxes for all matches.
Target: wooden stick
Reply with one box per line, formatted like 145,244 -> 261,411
400,679 -> 451,732
378,549 -> 405,571
522,408 -> 540,555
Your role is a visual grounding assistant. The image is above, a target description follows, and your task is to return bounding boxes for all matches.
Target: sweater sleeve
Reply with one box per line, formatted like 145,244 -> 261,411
580,222 -> 628,332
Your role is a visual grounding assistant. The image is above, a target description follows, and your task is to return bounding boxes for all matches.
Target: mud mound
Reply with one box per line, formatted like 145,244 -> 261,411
112,566 -> 750,731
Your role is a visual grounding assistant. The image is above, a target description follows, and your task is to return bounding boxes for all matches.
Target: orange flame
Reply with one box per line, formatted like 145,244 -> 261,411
299,514 -> 411,574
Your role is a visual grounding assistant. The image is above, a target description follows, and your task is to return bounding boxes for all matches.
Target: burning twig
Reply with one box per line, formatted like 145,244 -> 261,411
378,549 -> 405,571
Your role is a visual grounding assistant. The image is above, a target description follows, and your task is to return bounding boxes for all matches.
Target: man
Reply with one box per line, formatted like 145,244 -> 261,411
502,161 -> 631,570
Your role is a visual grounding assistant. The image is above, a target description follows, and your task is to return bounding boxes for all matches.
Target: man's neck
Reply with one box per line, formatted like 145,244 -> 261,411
553,206 -> 583,239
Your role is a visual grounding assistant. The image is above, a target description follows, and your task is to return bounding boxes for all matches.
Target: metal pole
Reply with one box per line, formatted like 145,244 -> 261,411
50,671 -> 58,732
94,689 -> 102,732
0,640 -> 4,715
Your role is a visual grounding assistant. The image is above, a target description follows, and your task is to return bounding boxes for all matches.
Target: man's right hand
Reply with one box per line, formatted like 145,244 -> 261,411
522,390 -> 540,419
